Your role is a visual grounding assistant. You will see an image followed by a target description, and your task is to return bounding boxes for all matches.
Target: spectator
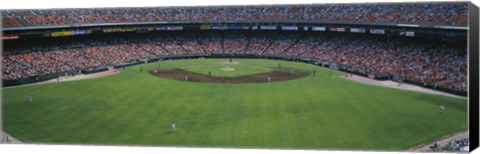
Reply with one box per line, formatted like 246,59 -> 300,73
1,2 -> 468,28
2,32 -> 467,92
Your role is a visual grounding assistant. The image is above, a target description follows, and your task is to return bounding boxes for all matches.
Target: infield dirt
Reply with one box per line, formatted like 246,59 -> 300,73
149,68 -> 309,83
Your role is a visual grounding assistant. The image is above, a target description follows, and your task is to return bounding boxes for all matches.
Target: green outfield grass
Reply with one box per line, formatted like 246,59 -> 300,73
2,58 -> 467,151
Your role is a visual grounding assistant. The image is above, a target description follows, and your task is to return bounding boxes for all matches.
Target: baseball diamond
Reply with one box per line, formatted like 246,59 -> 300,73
2,59 -> 467,150
0,2 -> 471,152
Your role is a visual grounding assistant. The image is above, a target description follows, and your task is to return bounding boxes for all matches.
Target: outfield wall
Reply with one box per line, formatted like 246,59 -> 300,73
2,54 -> 467,97
3,68 -> 108,87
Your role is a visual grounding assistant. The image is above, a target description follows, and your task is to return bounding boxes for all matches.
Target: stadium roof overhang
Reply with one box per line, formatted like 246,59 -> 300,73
1,20 -> 468,32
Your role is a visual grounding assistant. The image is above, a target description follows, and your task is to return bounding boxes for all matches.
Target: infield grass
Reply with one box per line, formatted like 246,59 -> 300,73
2,58 -> 468,151
181,59 -> 272,77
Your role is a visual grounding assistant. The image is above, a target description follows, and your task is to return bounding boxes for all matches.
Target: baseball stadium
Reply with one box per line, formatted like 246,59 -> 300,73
0,2 -> 472,152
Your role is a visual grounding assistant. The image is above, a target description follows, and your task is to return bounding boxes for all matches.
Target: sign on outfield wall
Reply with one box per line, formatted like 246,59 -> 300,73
312,26 -> 326,31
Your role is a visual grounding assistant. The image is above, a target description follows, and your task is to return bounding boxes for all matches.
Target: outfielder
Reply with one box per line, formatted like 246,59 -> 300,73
439,105 -> 445,113
171,123 -> 176,132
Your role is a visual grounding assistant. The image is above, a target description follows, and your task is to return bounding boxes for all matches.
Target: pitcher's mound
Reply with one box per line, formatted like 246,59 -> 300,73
220,61 -> 239,65
220,66 -> 235,71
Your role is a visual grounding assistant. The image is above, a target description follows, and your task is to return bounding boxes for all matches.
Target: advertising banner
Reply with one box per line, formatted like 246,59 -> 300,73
350,28 -> 366,33
156,26 -> 167,31
227,25 -> 249,30
303,26 -> 309,31
370,29 -> 385,34
405,31 -> 415,37
212,25 -> 222,30
167,26 -> 183,31
200,25 -> 212,30
2,35 -> 19,40
312,26 -> 326,31
73,30 -> 87,35
103,28 -> 137,33
51,31 -> 74,37
281,26 -> 298,31
260,26 -> 277,30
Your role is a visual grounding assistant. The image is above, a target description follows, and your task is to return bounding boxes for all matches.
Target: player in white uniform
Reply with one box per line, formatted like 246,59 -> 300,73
28,95 -> 32,103
171,123 -> 176,132
439,105 -> 445,113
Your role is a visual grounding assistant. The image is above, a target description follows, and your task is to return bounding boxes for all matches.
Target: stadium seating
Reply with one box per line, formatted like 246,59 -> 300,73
428,138 -> 469,152
2,32 -> 467,91
1,3 -> 468,27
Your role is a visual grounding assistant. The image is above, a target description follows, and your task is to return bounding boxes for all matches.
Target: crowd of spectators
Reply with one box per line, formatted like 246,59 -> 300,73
263,33 -> 302,56
223,33 -> 249,54
310,34 -> 467,91
197,33 -> 222,54
2,2 -> 468,28
428,138 -> 469,152
173,34 -> 206,55
2,32 -> 467,91
246,32 -> 277,55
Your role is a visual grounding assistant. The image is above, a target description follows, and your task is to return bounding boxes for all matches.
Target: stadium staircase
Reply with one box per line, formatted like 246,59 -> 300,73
1,18 -> 11,27
5,17 -> 25,27
304,35 -> 330,58
260,33 -> 280,55
220,34 -> 225,54
280,33 -> 305,55
242,31 -> 253,53
147,36 -> 172,55
135,42 -> 158,57
195,34 -> 209,54
171,35 -> 192,55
